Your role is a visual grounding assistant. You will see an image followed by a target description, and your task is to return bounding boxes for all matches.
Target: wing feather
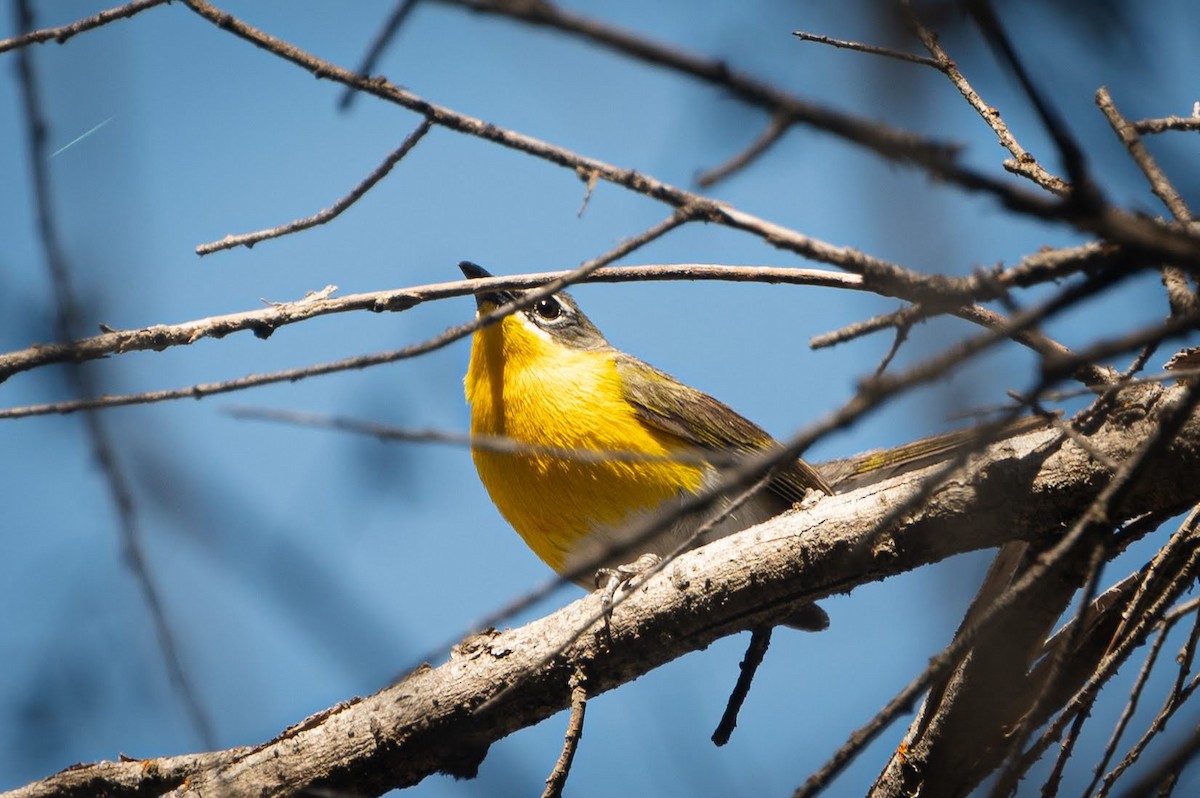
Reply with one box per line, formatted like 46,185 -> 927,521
614,355 -> 832,503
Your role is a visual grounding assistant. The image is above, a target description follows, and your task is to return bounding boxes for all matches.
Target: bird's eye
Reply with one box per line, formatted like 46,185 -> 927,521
534,298 -> 563,321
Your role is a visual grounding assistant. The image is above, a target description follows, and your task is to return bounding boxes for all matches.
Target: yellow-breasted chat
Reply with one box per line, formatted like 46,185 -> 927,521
460,261 -> 832,630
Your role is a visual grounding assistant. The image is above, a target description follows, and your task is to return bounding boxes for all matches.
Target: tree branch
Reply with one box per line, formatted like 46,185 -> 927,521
13,382 -> 1200,798
0,0 -> 168,54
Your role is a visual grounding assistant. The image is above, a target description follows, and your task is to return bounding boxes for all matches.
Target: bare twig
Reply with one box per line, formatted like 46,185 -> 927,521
811,243 -> 1125,386
229,407 -> 737,469
964,369 -> 1200,418
1017,507 -> 1200,782
792,29 -> 939,67
1,214 -> 696,420
195,118 -> 434,254
4,249 -> 1117,394
811,305 -> 916,349
1096,86 -> 1198,320
696,110 -> 791,188
180,0 -> 1200,276
1123,342 -> 1160,380
1112,723 -> 1200,798
13,248 -> 1189,428
711,627 -> 773,746
12,0 -> 214,746
808,380 -> 1200,798
1096,88 -> 1193,224
1007,390 -> 1120,470
0,264 -> 857,385
986,540 -> 1110,797
1091,529 -> 1200,796
1133,115 -> 1200,136
1096,618 -> 1200,795
873,319 -> 911,377
899,0 -> 1068,195
542,668 -> 587,798
427,0 -> 959,169
177,0 -> 945,286
1042,709 -> 1088,797
1080,612 -> 1173,797
1104,507 -> 1200,682
338,0 -> 422,110
965,0 -> 1098,208
0,0 -> 168,54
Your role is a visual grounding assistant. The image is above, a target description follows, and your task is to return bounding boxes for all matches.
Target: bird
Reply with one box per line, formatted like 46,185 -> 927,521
459,261 -> 831,630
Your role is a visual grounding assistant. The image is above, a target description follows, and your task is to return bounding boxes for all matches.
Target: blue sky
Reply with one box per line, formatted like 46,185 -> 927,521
2,1 -> 1198,795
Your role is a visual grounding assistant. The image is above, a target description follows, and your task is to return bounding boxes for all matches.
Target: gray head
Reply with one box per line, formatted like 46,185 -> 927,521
459,261 -> 609,350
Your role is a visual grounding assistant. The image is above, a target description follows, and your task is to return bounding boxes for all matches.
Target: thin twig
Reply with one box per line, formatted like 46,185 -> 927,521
1008,390 -> 1120,470
12,0 -> 214,747
542,667 -> 587,798
473,469 -> 783,714
696,110 -> 791,188
229,407 -> 738,469
792,29 -> 939,67
811,248 -> 1119,386
1017,506 -> 1200,781
988,541 -> 1111,797
1132,116 -> 1200,136
1096,586 -> 1200,796
1112,724 -> 1200,798
0,264 -> 856,385
1102,506 -> 1200,685
427,0 -> 959,169
1081,611 -> 1174,797
0,0 -> 168,54
338,0 -> 422,110
1124,343 -> 1160,380
1042,710 -> 1089,797
12,254 -> 1190,427
179,0 -> 954,286
811,304 -> 917,349
1,251 -> 1111,393
195,118 -> 434,254
181,0 -> 1200,275
1096,88 -> 1193,224
0,213 -> 695,421
1096,87 -> 1197,320
899,0 -> 1067,196
963,369 -> 1200,418
712,627 -> 773,746
797,379 -> 1200,798
965,0 -> 1098,208
874,319 -> 911,377
1036,569 -> 1161,797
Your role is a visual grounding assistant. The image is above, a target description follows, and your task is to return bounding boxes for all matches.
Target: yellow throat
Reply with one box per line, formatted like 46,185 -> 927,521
464,287 -> 706,575
459,262 -> 831,591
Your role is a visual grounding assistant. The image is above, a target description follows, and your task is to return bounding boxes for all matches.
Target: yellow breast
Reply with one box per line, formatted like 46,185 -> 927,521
465,314 -> 706,573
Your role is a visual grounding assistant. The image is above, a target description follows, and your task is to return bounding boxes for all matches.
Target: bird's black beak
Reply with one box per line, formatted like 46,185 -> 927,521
459,261 -> 516,308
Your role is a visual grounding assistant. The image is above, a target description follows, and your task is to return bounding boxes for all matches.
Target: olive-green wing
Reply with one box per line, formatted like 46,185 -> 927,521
819,414 -> 1051,491
614,354 -> 832,503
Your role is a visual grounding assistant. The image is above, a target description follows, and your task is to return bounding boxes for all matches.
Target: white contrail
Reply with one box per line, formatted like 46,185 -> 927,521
49,116 -> 114,159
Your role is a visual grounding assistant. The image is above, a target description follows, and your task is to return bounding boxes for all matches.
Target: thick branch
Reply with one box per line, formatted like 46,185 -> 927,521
13,382 -> 1200,798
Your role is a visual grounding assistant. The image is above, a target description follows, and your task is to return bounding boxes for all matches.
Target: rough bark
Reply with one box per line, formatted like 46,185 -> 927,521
11,382 -> 1200,798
